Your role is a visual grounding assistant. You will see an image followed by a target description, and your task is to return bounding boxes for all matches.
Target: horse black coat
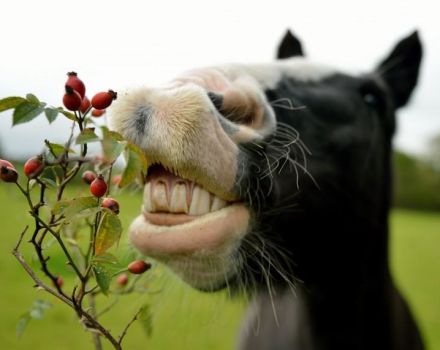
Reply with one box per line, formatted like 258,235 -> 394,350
110,29 -> 424,350
238,31 -> 423,350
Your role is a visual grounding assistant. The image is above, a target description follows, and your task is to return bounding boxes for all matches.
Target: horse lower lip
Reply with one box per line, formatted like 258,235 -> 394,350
130,204 -> 250,256
143,210 -> 196,226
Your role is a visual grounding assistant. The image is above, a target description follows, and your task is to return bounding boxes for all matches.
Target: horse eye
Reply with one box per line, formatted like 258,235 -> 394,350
363,92 -> 378,106
359,80 -> 384,109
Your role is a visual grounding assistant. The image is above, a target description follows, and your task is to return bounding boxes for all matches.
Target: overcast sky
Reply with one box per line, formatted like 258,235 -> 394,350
0,0 -> 438,159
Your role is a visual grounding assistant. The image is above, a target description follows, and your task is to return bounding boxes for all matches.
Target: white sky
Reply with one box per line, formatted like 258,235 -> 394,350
0,0 -> 438,158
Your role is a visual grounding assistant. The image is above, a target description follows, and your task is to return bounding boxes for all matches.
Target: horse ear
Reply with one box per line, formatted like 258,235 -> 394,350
376,31 -> 423,109
277,30 -> 304,59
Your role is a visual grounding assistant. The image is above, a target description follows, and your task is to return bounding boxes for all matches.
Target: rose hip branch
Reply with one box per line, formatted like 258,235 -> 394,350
0,72 -> 151,350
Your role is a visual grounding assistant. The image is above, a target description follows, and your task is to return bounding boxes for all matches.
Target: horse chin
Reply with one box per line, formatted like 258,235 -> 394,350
129,204 -> 250,291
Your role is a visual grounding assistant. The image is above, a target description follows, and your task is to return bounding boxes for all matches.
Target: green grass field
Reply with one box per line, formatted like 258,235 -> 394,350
0,184 -> 439,349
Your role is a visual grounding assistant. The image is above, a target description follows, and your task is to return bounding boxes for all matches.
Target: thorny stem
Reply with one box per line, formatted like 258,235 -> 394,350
30,213 -> 85,280
14,182 -> 33,208
10,107 -> 141,350
31,226 -> 69,297
106,165 -> 114,196
21,234 -> 116,347
88,293 -> 104,350
85,221 -> 95,267
13,229 -> 122,349
13,228 -> 73,307
92,198 -> 102,258
76,198 -> 103,307
16,180 -> 69,297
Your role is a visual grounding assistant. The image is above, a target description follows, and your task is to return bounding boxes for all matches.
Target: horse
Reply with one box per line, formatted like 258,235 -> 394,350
109,30 -> 423,349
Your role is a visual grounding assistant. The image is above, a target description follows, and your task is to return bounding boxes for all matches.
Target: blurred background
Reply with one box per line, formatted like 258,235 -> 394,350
0,0 -> 439,349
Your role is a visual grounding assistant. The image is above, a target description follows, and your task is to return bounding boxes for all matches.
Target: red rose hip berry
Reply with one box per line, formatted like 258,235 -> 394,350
90,175 -> 107,197
55,276 -> 64,288
112,174 -> 122,186
63,85 -> 82,111
91,109 -> 106,117
0,165 -> 18,183
82,170 -> 97,184
116,273 -> 129,286
65,71 -> 86,99
80,96 -> 91,113
91,90 -> 117,110
102,197 -> 120,214
127,260 -> 151,274
0,159 -> 14,169
0,159 -> 18,183
24,156 -> 44,178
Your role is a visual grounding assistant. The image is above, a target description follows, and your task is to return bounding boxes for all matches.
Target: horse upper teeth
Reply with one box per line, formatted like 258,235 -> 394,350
169,183 -> 188,213
144,181 -> 228,215
151,181 -> 168,212
211,197 -> 227,212
189,185 -> 211,215
144,182 -> 153,212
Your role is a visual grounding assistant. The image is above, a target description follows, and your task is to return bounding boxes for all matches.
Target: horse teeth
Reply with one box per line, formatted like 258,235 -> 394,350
144,180 -> 228,215
151,181 -> 169,212
170,183 -> 188,213
211,197 -> 227,212
144,182 -> 153,212
189,185 -> 211,215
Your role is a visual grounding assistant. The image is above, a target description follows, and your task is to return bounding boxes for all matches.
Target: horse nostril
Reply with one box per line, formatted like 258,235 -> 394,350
207,91 -> 224,112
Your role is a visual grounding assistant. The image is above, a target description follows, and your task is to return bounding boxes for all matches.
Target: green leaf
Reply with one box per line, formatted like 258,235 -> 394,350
119,143 -> 148,187
30,308 -> 44,319
117,246 -> 138,266
45,141 -> 75,157
33,299 -> 51,311
17,299 -> 52,338
65,237 -> 80,246
0,96 -> 26,112
93,263 -> 112,295
16,314 -> 31,338
92,253 -> 120,266
138,304 -> 153,338
57,107 -> 77,121
60,218 -> 83,240
26,93 -> 40,104
95,211 -> 122,255
44,107 -> 59,123
101,138 -> 125,164
12,101 -> 44,125
52,196 -> 98,219
76,128 -> 100,145
37,168 -> 57,188
100,126 -> 126,163
101,126 -> 124,141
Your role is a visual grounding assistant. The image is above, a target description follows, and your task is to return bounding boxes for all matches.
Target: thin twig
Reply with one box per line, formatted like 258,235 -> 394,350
13,228 -> 122,350
88,293 -> 103,350
12,227 -> 73,307
10,103 -> 142,350
97,298 -> 119,318
14,181 -> 33,208
30,213 -> 85,280
106,165 -> 114,196
118,308 -> 143,346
